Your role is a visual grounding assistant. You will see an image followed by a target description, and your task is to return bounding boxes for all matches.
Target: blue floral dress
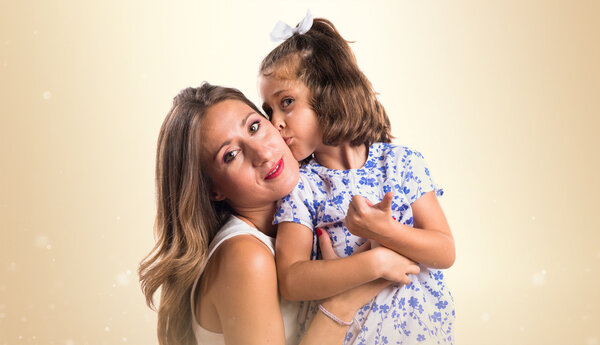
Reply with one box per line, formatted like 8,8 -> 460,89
274,143 -> 455,345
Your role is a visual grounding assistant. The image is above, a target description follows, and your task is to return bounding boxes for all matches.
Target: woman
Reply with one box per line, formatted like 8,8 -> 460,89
138,83 -> 418,345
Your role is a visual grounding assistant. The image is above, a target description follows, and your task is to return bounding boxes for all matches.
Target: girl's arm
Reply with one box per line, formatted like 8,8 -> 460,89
346,191 -> 455,269
276,221 -> 419,301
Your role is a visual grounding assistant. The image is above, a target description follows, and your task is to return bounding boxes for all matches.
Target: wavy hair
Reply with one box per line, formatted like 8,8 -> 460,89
139,83 -> 263,345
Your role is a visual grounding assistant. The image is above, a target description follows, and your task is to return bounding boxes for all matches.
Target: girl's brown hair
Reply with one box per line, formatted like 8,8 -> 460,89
260,18 -> 393,147
138,83 -> 263,345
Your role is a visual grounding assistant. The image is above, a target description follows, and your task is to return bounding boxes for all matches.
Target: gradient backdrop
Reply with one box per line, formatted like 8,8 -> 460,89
1,1 -> 599,344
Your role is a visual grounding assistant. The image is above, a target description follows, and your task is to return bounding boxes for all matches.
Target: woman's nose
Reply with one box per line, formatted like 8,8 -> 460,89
248,139 -> 275,166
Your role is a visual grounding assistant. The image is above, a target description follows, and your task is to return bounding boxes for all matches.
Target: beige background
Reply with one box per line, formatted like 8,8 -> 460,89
1,1 -> 599,344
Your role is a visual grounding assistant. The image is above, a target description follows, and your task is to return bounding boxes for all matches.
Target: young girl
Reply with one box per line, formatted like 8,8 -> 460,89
259,14 -> 456,345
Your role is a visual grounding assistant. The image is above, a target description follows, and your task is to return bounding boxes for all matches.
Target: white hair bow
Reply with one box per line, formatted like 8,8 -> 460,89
269,10 -> 314,42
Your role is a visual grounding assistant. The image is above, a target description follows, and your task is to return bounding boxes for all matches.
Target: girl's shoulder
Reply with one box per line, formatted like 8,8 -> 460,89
370,142 -> 425,163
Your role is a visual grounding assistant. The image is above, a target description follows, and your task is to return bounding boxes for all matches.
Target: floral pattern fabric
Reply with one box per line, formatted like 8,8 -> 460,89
274,143 -> 455,345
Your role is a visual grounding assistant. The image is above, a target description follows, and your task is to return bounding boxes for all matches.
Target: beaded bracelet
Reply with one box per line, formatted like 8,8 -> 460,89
318,304 -> 353,326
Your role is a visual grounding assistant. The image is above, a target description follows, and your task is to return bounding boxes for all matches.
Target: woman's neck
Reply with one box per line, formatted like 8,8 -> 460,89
314,142 -> 368,170
233,203 -> 278,237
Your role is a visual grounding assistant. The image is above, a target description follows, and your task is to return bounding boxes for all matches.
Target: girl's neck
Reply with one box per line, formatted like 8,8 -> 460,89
314,142 -> 368,170
233,203 -> 278,238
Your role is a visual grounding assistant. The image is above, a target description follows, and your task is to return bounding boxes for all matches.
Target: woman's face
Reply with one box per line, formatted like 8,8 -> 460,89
199,99 -> 299,210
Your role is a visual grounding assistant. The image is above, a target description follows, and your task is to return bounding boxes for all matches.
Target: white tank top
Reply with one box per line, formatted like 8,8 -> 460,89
190,215 -> 300,345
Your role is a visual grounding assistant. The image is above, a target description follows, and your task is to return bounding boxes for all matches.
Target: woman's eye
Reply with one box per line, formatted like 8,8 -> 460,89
281,98 -> 294,108
223,150 -> 238,163
249,120 -> 260,133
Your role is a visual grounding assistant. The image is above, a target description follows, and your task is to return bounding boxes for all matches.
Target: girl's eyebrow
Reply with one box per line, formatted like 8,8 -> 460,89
262,89 -> 288,110
273,89 -> 288,97
212,111 -> 255,161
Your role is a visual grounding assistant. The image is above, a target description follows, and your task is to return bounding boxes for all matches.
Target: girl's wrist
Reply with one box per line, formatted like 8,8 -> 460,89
368,247 -> 386,279
373,217 -> 399,246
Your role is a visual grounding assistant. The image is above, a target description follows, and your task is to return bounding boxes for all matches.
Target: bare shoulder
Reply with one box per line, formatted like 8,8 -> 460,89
197,235 -> 277,332
205,236 -> 286,344
208,235 -> 277,289
203,235 -> 277,303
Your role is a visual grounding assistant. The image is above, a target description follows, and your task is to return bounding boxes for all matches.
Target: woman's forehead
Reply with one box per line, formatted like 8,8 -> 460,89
199,100 -> 256,156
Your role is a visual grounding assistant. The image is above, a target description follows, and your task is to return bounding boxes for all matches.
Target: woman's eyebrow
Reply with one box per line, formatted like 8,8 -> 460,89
240,111 -> 254,127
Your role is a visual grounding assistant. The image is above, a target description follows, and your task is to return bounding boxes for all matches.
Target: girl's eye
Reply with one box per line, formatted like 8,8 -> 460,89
281,98 -> 294,108
223,150 -> 238,163
249,120 -> 260,133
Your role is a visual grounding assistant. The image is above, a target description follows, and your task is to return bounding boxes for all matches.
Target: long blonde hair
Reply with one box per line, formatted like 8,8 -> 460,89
139,83 -> 264,345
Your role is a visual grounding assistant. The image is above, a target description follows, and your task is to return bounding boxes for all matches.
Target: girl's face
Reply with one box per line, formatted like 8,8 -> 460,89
259,76 -> 323,161
199,99 -> 299,210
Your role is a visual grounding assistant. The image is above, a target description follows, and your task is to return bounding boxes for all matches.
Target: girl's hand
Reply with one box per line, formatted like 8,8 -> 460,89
317,227 -> 419,287
371,246 -> 420,284
316,229 -> 419,320
345,192 -> 395,240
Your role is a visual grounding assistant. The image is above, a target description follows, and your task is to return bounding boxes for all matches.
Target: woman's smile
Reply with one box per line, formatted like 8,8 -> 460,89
265,158 -> 284,180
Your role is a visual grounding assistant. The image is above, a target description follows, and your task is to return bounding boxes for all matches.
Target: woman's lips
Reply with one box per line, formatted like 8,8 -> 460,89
265,158 -> 284,180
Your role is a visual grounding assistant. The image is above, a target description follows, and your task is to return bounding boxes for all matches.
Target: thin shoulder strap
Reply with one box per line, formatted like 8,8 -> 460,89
208,216 -> 275,257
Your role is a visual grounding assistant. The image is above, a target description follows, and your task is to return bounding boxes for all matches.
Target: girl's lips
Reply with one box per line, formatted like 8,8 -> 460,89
284,137 -> 292,146
264,158 -> 284,180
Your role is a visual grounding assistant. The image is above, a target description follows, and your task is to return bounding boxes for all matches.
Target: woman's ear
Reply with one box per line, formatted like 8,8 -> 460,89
209,187 -> 226,201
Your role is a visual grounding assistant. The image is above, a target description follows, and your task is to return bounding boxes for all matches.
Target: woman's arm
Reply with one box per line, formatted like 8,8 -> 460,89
209,236 -> 286,345
346,191 -> 455,268
300,278 -> 393,344
276,222 -> 419,301
204,231 -> 419,345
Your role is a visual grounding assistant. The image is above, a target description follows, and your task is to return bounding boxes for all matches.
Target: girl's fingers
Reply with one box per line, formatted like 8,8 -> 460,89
351,195 -> 371,211
316,228 -> 339,260
375,192 -> 394,211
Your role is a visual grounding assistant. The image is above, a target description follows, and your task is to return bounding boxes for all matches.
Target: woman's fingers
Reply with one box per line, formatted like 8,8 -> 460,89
352,239 -> 372,254
406,263 -> 421,275
316,228 -> 339,260
317,228 -> 373,259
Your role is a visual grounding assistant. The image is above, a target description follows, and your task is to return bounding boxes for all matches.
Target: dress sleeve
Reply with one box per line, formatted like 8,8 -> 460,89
400,148 -> 444,204
273,174 -> 317,231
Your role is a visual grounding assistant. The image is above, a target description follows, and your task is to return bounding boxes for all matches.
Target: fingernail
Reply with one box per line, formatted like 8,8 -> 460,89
316,228 -> 323,236
392,216 -> 396,221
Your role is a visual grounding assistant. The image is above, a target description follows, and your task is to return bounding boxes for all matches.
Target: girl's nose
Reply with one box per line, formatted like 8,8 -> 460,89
270,111 -> 286,131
